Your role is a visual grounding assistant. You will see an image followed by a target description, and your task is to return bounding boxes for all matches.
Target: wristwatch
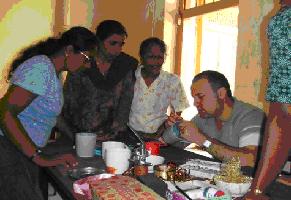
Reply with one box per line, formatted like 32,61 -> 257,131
29,149 -> 42,161
202,140 -> 212,148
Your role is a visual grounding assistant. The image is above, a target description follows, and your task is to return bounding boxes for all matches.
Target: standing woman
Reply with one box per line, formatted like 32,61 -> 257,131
0,26 -> 96,200
243,1 -> 291,199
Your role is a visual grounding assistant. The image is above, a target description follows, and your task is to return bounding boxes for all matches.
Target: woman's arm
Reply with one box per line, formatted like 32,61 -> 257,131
244,102 -> 291,199
0,85 -> 77,168
0,85 -> 38,157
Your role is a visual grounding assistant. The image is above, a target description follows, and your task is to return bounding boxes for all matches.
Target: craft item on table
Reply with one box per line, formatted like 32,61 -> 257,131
90,175 -> 165,200
215,157 -> 251,183
154,164 -> 176,180
213,157 -> 252,197
134,165 -> 148,176
165,180 -> 231,200
179,159 -> 221,179
146,155 -> 165,172
73,173 -> 115,200
145,141 -> 161,155
154,162 -> 191,182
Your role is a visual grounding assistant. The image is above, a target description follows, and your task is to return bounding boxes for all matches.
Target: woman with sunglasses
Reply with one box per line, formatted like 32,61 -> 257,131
0,26 -> 96,200
57,20 -> 138,144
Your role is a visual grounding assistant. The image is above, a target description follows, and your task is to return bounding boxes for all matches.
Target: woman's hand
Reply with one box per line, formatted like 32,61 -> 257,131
96,133 -> 114,142
34,153 -> 78,169
241,191 -> 270,200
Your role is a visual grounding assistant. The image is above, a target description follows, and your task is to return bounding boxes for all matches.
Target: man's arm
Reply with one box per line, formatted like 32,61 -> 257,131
180,120 -> 258,166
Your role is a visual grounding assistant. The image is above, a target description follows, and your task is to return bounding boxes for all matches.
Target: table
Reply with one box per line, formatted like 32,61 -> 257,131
43,135 -> 216,200
43,136 -> 291,200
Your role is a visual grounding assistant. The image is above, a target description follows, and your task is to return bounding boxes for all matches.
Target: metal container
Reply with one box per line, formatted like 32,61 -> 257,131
154,164 -> 176,180
67,167 -> 105,180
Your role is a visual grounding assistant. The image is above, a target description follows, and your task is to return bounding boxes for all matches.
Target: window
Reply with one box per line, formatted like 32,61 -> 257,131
173,0 -> 239,119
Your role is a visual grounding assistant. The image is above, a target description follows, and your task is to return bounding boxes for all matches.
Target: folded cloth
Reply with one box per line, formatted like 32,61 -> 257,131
73,174 -> 115,200
90,175 -> 165,200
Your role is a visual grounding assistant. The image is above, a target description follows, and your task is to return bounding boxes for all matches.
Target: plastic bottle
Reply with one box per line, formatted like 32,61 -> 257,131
186,187 -> 225,199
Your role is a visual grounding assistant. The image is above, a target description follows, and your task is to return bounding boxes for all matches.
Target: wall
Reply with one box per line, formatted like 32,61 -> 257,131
163,0 -> 279,111
234,0 -> 279,111
0,0 -> 165,97
0,0 -> 280,110
0,0 -> 56,97
89,0 -> 165,58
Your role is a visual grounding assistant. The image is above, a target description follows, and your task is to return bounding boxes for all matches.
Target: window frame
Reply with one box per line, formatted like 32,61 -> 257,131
174,0 -> 239,75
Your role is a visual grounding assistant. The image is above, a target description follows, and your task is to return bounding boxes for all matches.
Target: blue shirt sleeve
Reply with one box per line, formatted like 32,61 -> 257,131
11,55 -> 53,96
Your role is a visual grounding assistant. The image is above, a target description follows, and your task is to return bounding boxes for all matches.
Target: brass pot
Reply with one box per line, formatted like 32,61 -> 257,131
154,164 -> 176,180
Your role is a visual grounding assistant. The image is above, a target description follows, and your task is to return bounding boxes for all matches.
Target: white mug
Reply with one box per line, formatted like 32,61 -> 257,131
105,148 -> 131,174
101,141 -> 126,159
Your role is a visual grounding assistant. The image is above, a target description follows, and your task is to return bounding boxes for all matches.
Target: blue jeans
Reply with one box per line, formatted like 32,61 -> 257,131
0,135 -> 44,200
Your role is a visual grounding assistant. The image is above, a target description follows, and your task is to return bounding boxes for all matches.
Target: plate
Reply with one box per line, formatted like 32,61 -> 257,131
67,167 -> 105,180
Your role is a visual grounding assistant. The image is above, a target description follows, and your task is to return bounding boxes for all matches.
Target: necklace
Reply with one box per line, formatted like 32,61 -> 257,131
96,59 -> 110,76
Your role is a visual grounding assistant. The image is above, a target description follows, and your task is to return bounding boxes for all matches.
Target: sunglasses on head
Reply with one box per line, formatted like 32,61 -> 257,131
79,51 -> 91,63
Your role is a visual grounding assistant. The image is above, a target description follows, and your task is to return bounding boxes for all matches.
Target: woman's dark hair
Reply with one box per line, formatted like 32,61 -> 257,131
8,26 -> 96,79
192,70 -> 233,98
139,37 -> 166,59
95,20 -> 127,41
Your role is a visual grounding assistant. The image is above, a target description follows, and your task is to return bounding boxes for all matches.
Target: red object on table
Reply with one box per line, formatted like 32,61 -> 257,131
145,141 -> 160,155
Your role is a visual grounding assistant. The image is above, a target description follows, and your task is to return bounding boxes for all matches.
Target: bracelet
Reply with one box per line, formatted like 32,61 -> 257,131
29,149 -> 42,161
254,188 -> 263,195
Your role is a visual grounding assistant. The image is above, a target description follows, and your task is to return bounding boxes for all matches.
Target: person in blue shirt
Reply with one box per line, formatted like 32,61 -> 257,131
0,26 -> 96,200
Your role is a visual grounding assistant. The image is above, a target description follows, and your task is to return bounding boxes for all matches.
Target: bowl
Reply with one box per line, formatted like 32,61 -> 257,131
67,167 -> 105,180
146,155 -> 165,172
214,179 -> 252,197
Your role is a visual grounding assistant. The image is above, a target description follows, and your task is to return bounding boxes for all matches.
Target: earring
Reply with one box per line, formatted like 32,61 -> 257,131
63,53 -> 68,70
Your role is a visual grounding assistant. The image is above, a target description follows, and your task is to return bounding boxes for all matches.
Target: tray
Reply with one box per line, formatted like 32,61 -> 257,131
67,167 -> 105,180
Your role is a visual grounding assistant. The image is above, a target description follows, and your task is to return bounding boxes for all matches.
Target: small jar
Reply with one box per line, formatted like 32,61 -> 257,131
134,165 -> 148,176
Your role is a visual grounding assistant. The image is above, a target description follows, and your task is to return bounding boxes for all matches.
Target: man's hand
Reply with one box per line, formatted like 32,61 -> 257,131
179,121 -> 205,146
165,112 -> 183,128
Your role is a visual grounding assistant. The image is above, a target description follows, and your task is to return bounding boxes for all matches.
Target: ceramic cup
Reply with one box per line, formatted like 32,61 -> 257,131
101,141 -> 126,159
105,148 -> 131,174
76,132 -> 97,157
